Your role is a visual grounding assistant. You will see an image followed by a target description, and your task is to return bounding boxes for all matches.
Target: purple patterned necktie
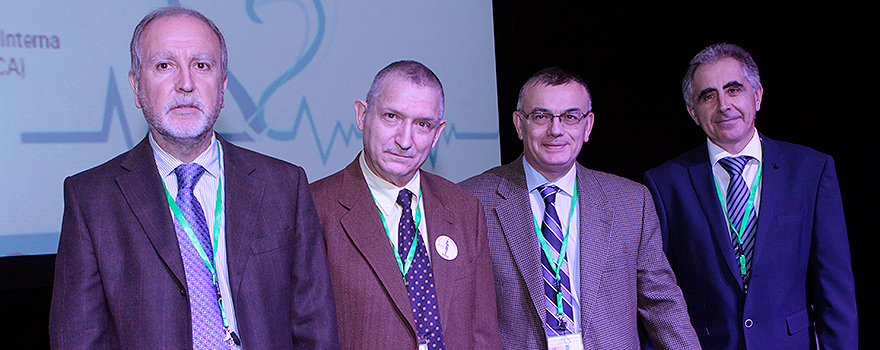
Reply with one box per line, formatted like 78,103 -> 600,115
174,163 -> 224,349
718,156 -> 757,291
397,189 -> 446,349
537,184 -> 576,336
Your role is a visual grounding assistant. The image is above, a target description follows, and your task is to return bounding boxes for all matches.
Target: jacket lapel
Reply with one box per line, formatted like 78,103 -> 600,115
574,165 -> 613,328
115,137 -> 187,288
220,137 -> 266,295
494,160 -> 547,326
337,161 -> 417,331
420,174 -> 456,328
687,146 -> 744,289
750,135 -> 781,278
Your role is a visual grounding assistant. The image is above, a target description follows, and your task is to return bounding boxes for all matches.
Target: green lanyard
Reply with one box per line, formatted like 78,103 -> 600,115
375,189 -> 423,283
160,140 -> 232,330
713,161 -> 763,276
532,182 -> 578,316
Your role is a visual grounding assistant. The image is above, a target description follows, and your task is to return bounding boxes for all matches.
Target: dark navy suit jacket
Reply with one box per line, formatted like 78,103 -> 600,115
644,134 -> 857,349
49,135 -> 340,350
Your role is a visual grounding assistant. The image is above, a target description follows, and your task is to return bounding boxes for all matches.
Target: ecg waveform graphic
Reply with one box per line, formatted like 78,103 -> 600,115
19,67 -> 499,167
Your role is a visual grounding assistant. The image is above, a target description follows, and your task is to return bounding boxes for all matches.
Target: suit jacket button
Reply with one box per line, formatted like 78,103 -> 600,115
744,318 -> 754,328
180,289 -> 186,296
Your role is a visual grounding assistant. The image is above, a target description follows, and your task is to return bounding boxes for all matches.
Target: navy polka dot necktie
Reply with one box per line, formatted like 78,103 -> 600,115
397,189 -> 446,349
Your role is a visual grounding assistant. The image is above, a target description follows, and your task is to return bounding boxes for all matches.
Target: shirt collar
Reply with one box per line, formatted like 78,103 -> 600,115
359,152 -> 421,212
150,132 -> 221,180
708,129 -> 763,166
522,157 -> 577,197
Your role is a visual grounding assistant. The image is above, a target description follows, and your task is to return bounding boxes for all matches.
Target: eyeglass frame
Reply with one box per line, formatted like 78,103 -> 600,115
516,109 -> 592,127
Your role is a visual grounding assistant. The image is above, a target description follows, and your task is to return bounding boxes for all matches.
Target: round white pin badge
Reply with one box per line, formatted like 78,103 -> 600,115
434,235 -> 458,260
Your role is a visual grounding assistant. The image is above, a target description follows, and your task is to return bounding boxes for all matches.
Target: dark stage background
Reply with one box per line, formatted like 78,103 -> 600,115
1,1 -> 873,348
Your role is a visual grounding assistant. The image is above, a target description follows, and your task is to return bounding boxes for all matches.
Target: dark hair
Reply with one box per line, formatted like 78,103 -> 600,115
682,42 -> 760,107
517,67 -> 591,110
366,60 -> 445,117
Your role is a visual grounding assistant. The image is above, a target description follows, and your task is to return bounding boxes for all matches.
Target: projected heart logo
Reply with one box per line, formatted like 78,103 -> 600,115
218,0 -> 326,142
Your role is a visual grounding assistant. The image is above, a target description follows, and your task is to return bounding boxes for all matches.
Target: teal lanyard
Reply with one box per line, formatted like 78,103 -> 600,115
160,140 -> 231,329
713,161 -> 762,276
532,181 -> 578,316
375,189 -> 423,284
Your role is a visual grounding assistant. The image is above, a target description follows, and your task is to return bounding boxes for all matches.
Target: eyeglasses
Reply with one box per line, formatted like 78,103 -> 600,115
517,110 -> 590,126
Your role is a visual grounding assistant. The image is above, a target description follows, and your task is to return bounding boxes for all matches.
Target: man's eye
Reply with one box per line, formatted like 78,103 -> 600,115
417,121 -> 432,129
157,62 -> 170,70
533,113 -> 551,120
196,62 -> 209,70
563,114 -> 578,121
700,93 -> 716,102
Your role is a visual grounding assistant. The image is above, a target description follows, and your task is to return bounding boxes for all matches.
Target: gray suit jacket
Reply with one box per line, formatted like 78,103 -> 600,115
459,157 -> 699,350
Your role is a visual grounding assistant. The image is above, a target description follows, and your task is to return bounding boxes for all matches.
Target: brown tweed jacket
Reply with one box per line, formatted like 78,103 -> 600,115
459,157 -> 699,350
310,158 -> 502,350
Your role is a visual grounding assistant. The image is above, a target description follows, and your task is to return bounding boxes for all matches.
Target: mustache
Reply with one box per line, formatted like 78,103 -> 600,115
164,96 -> 205,114
384,146 -> 417,158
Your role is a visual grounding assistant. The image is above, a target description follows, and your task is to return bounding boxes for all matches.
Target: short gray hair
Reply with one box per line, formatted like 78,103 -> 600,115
516,67 -> 591,111
365,60 -> 445,117
682,43 -> 760,107
129,5 -> 228,81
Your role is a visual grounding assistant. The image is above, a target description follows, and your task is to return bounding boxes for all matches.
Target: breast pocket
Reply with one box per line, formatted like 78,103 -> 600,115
251,229 -> 293,254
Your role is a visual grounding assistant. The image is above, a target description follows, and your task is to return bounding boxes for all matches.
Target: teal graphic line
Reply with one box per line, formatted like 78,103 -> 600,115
254,97 -> 499,166
20,68 -> 135,148
18,0 -> 498,167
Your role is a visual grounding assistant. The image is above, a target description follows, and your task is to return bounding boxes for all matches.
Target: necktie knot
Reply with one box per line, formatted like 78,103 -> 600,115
719,156 -> 752,176
538,185 -> 560,205
396,188 -> 414,209
175,163 -> 206,192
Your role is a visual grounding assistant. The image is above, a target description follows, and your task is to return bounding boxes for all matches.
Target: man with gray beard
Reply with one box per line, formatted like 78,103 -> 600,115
49,6 -> 339,349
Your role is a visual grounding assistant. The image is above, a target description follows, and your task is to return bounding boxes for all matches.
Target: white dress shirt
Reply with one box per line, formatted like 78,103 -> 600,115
522,158 -> 581,332
359,152 -> 431,261
708,129 -> 764,218
150,133 -> 240,347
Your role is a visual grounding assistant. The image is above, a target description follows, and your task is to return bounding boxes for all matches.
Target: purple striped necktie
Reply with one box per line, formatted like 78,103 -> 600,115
538,184 -> 576,336
718,156 -> 757,291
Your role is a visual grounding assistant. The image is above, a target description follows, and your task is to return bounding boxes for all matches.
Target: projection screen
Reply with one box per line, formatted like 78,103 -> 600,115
0,0 -> 500,256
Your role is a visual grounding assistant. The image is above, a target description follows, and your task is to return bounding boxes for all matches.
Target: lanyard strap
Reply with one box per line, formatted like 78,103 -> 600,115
160,140 -> 231,329
532,181 -> 578,316
713,161 -> 763,276
375,189 -> 423,282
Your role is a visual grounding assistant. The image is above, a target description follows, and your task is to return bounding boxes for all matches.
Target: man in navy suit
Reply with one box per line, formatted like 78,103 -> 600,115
644,43 -> 857,349
49,6 -> 339,349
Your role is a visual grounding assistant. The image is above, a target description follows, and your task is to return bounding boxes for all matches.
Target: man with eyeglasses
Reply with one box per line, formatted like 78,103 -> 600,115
460,67 -> 699,349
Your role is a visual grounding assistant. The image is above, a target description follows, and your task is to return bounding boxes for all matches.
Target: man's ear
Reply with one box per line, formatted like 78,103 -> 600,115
512,110 -> 525,140
354,99 -> 368,131
687,104 -> 698,125
754,83 -> 763,112
129,72 -> 143,109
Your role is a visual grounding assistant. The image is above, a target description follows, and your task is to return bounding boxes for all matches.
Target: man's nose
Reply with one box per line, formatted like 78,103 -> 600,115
395,124 -> 414,150
176,68 -> 194,93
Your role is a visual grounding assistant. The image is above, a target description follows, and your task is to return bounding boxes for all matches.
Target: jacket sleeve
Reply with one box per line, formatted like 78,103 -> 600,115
49,176 -> 121,350
288,167 -> 342,349
810,156 -> 858,348
634,184 -> 701,350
